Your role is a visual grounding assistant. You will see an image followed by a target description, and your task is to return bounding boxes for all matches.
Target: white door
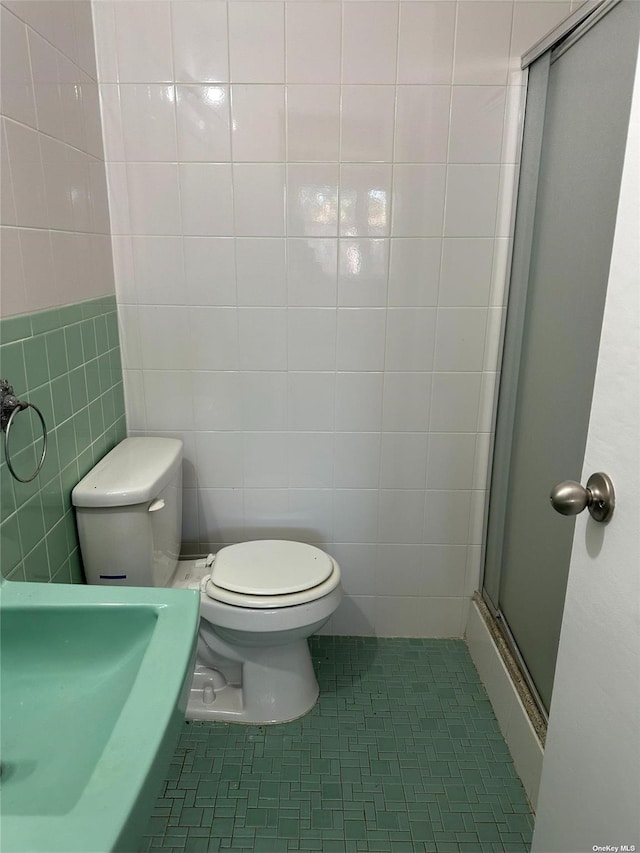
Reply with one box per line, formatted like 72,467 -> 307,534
532,41 -> 640,853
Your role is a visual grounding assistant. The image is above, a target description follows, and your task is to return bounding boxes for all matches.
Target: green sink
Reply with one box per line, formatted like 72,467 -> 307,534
0,579 -> 199,853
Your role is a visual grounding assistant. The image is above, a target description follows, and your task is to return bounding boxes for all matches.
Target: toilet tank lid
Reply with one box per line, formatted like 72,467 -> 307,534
72,437 -> 183,508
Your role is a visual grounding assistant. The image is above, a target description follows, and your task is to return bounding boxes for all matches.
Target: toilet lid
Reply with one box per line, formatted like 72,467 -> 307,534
211,540 -> 334,596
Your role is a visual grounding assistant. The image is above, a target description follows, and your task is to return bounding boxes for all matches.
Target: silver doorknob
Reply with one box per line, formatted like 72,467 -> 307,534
550,472 -> 615,523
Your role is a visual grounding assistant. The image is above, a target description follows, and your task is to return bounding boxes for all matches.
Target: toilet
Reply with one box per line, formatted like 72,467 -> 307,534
71,437 -> 343,724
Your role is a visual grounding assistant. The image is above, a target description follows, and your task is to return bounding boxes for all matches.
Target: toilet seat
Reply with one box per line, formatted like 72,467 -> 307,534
212,540 -> 334,595
203,540 -> 341,609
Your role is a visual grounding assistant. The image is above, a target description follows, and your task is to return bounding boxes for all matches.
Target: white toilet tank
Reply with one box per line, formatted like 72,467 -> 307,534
72,437 -> 183,587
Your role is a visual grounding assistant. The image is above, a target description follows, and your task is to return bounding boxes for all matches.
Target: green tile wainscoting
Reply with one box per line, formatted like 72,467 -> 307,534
0,296 -> 126,583
141,637 -> 534,853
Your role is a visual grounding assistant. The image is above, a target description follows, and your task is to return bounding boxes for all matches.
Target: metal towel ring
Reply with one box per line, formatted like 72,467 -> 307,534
1,380 -> 48,483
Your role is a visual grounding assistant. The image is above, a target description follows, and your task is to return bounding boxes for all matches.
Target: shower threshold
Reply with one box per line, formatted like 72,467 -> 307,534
475,592 -> 548,746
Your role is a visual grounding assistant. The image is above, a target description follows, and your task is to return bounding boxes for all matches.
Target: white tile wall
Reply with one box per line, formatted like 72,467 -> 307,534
0,1 -> 113,316
94,0 -> 574,637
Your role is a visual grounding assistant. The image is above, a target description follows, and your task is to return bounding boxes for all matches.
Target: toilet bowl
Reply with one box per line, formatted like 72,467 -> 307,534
72,437 -> 343,724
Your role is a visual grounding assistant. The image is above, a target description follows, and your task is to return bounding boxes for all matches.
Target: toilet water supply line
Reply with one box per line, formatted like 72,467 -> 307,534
0,379 -> 48,483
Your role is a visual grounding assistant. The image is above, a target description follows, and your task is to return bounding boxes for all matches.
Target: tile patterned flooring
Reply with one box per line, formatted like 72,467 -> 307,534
140,637 -> 533,852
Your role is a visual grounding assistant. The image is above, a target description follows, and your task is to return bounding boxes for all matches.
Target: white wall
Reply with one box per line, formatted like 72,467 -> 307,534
0,0 -> 114,316
94,0 -> 574,637
532,37 -> 640,851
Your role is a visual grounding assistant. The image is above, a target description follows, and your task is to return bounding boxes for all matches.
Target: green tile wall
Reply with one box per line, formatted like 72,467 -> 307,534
0,296 -> 126,583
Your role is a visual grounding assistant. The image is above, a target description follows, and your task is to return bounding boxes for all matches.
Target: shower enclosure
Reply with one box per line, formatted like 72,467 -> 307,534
482,0 -> 640,714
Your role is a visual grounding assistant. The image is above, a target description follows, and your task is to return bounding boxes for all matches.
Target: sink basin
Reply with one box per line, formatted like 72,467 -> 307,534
0,579 -> 199,853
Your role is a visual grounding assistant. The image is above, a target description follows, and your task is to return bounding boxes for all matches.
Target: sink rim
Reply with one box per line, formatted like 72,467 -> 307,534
0,579 -> 199,853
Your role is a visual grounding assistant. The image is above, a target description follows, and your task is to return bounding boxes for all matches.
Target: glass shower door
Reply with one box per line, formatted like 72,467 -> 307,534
483,0 -> 640,713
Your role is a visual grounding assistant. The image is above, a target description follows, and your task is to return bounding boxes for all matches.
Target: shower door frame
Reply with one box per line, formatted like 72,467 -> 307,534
479,0 -> 626,720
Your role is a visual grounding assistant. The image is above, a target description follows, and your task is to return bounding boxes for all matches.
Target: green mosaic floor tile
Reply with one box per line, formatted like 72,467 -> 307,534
140,639 -> 533,853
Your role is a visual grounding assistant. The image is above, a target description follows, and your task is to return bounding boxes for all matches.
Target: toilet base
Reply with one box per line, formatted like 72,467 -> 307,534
169,558 -> 339,724
187,666 -> 244,720
185,638 -> 320,725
